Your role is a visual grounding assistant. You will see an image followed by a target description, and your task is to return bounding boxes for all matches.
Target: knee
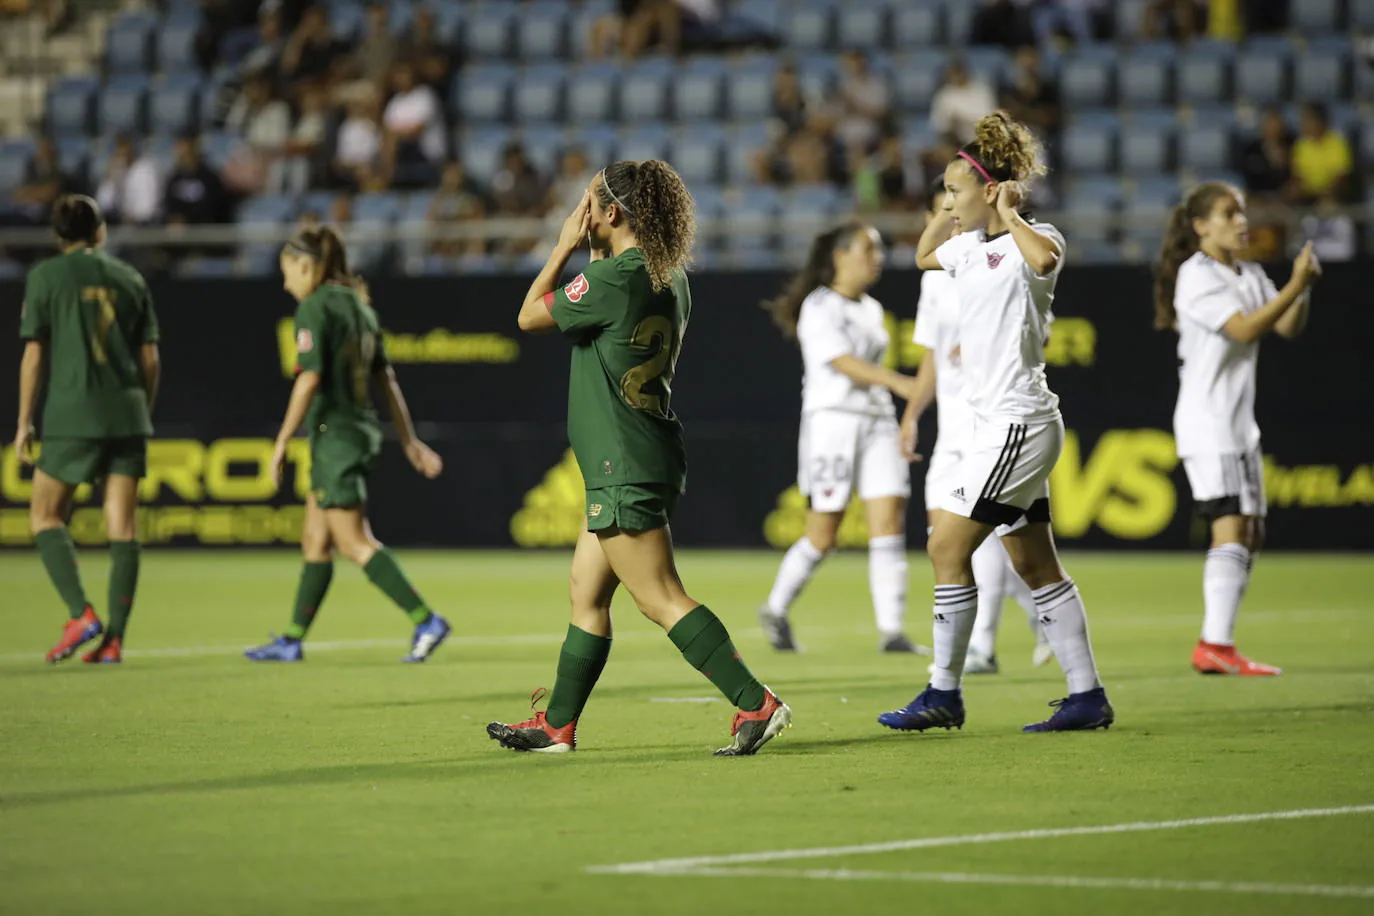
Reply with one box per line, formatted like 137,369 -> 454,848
336,537 -> 375,567
1010,556 -> 1061,590
806,530 -> 837,553
29,504 -> 63,532
106,517 -> 138,542
926,531 -> 970,581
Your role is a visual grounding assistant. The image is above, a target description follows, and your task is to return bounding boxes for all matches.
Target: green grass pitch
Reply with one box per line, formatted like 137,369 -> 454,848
2,549 -> 1373,916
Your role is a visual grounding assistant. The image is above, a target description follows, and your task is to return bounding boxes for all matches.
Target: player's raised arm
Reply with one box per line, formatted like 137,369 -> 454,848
518,191 -> 591,334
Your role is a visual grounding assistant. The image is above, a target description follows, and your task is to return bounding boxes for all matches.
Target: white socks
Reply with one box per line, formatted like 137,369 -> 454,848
765,537 -> 827,617
1033,579 -> 1102,695
1201,543 -> 1251,646
929,584 -> 978,690
968,536 -> 1008,658
869,534 -> 908,636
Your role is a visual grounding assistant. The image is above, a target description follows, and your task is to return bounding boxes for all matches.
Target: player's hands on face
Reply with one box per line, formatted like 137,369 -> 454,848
13,425 -> 35,466
557,191 -> 592,254
405,440 -> 443,479
268,440 -> 288,488
1293,241 -> 1322,286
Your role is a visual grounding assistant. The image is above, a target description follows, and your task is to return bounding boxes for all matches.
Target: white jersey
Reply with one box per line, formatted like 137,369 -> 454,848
933,222 -> 1064,424
912,268 -> 975,448
1172,251 -> 1275,457
796,286 -> 896,418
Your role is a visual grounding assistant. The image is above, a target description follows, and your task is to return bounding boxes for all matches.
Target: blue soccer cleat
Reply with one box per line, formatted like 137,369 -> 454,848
244,635 -> 303,662
1023,686 -> 1115,732
877,684 -> 966,732
402,613 -> 450,663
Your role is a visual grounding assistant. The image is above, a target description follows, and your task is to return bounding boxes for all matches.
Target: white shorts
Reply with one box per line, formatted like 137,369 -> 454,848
1182,448 -> 1267,519
941,417 -> 1062,533
798,410 -> 910,513
924,441 -> 966,513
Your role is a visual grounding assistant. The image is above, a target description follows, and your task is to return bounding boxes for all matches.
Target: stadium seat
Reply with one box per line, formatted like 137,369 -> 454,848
297,190 -> 339,220
616,125 -> 671,164
1125,175 -> 1180,220
516,2 -> 569,58
1292,50 -> 1350,102
962,47 -> 1010,87
1075,241 -> 1125,265
55,136 -> 88,182
1061,121 -> 1117,174
900,121 -> 937,158
428,2 -> 464,45
462,5 -> 515,59
1234,52 -> 1288,105
725,122 -> 770,184
105,12 -> 155,74
836,4 -> 889,50
158,8 -> 201,73
46,77 -> 97,137
1177,56 -> 1230,105
1356,0 -> 1374,29
1060,49 -> 1116,108
892,55 -> 946,113
455,126 -> 513,183
566,64 -> 619,123
1293,0 -> 1341,32
568,123 -> 618,171
200,131 -> 238,171
326,2 -> 365,43
617,66 -> 671,122
1118,53 -> 1174,108
454,64 -> 515,122
784,0 -> 835,50
1119,119 -> 1174,174
892,1 -> 942,47
673,60 -> 728,122
691,184 -> 725,221
670,126 -> 726,185
1177,124 -> 1231,173
0,140 -> 32,193
98,75 -> 150,137
519,123 -> 567,177
237,194 -> 295,231
944,0 -> 974,43
149,74 -> 203,136
797,55 -> 840,100
726,57 -> 776,121
728,0 -> 782,36
512,64 -> 567,122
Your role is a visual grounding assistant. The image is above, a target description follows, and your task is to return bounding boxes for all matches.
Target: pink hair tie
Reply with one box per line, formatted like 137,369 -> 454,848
957,151 -> 995,184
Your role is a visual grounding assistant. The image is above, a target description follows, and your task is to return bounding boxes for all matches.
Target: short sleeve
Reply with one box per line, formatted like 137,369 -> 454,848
18,270 -> 49,340
934,231 -> 978,276
1175,262 -> 1240,332
912,274 -> 941,347
549,260 -> 624,337
796,297 -> 851,367
1025,223 -> 1066,280
1254,264 -> 1280,303
139,283 -> 160,344
293,297 -> 327,374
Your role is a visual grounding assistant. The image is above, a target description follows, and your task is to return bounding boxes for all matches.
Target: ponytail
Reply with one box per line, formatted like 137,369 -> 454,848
1153,181 -> 1239,330
761,221 -> 866,340
960,111 -> 1047,183
287,225 -> 371,303
597,159 -> 695,292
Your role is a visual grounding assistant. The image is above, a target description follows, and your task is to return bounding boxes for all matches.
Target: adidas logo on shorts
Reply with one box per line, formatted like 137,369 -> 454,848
951,487 -> 966,502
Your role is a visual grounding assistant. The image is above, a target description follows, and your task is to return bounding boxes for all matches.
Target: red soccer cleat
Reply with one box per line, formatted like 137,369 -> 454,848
46,607 -> 103,664
714,687 -> 792,756
1192,641 -> 1282,676
82,636 -> 122,665
486,689 -> 577,753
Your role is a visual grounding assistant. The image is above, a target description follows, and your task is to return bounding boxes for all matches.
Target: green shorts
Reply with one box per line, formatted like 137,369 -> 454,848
310,429 -> 379,509
585,483 -> 680,533
37,437 -> 147,485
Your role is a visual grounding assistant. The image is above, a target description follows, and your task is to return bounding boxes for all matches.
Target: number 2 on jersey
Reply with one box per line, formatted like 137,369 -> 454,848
620,316 -> 677,414
81,287 -> 118,364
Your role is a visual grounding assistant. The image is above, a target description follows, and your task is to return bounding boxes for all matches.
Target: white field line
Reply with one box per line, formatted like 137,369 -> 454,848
587,805 -> 1374,876
654,867 -> 1374,898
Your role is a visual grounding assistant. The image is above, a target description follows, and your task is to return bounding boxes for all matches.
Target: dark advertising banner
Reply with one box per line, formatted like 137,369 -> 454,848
2,264 -> 1370,549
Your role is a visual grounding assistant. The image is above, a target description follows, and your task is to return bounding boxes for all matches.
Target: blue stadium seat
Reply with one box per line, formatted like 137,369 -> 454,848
893,1 -> 942,47
99,75 -> 150,136
0,140 -> 32,193
1356,0 -> 1374,29
1177,56 -> 1230,105
1293,50 -> 1350,101
428,2 -> 464,45
1178,124 -> 1231,173
1234,52 -> 1287,105
455,126 -> 513,183
569,123 -> 618,170
836,4 -> 889,50
1064,176 -> 1123,214
566,63 -> 619,123
158,8 -> 201,73
1075,241 -> 1125,265
1118,53 -> 1173,107
725,122 -> 770,183
724,0 -> 782,38
354,192 -> 404,225
47,77 -> 97,137
1119,119 -> 1174,174
201,131 -> 237,171
516,2 -> 569,58
618,66 -> 670,122
512,64 -> 567,122
670,126 -> 726,185
726,57 -> 776,120
783,183 -> 841,217
892,55 -> 945,112
519,123 -> 566,177
945,0 -> 974,43
691,184 -> 725,221
237,194 -> 295,229
149,74 -> 203,136
1112,0 -> 1150,39
616,125 -> 671,164
55,136 -> 88,181
673,60 -> 728,122
798,55 -> 840,100
1061,121 -> 1117,173
105,12 -> 155,74
1293,0 -> 1341,32
962,47 -> 1010,87
1125,176 -> 1180,217
1060,49 -> 1116,108
784,0 -> 835,50
454,64 -> 515,122
463,5 -> 515,59
900,121 -> 937,157
386,3 -> 415,37
297,190 -> 339,220
327,2 -> 365,43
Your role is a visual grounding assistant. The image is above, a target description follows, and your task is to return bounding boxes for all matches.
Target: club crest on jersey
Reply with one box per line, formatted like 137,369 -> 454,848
296,329 -> 314,353
986,252 -> 1006,269
564,274 -> 590,303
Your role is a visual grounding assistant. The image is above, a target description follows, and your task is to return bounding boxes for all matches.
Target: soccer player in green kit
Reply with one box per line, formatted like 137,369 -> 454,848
243,225 -> 451,664
14,195 -> 159,665
487,161 -> 792,756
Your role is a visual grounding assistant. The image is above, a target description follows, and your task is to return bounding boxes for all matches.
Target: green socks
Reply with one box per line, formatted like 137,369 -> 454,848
285,561 -> 334,640
668,605 -> 766,711
106,540 -> 140,639
34,528 -> 89,620
546,625 -> 613,728
363,548 -> 431,625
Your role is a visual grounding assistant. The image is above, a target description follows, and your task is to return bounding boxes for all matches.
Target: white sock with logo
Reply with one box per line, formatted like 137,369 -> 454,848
869,534 -> 909,635
1033,579 -> 1101,695
1201,543 -> 1251,645
968,536 -> 1008,658
765,537 -> 828,617
929,584 -> 979,690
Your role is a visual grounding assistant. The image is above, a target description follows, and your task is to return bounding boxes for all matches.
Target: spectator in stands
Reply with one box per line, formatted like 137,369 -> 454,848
164,134 -> 229,228
971,0 -> 1034,49
236,8 -> 285,86
224,76 -> 292,194
280,6 -> 343,87
429,160 -> 488,257
832,51 -> 892,153
398,5 -> 454,93
1142,0 -> 1206,42
381,63 -> 446,187
96,136 -> 162,226
931,59 -> 997,147
1001,46 -> 1061,138
334,93 -> 385,191
274,83 -> 333,193
8,137 -> 74,225
339,3 -> 397,101
491,142 -> 544,253
1238,106 -> 1291,198
769,63 -> 810,138
545,147 -> 594,218
1030,0 -> 1101,49
1289,102 -> 1352,204
196,0 -> 260,72
852,131 -> 911,213
616,0 -> 720,58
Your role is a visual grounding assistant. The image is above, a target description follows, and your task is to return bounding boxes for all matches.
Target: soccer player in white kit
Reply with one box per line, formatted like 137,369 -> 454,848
879,112 -> 1114,733
758,222 -> 927,653
903,182 -> 1050,675
1154,182 -> 1320,676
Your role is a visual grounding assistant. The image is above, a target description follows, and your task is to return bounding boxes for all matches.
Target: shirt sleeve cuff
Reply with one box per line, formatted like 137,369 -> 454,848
543,292 -> 555,311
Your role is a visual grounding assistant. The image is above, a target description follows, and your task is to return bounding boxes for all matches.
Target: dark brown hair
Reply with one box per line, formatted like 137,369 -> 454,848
1153,181 -> 1240,330
52,194 -> 104,244
288,225 -> 370,302
958,111 -> 1047,183
596,159 -> 695,291
761,221 -> 868,340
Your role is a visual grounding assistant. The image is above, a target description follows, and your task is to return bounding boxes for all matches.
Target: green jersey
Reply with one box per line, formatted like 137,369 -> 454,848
549,248 -> 690,491
293,283 -> 389,441
19,247 -> 158,439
